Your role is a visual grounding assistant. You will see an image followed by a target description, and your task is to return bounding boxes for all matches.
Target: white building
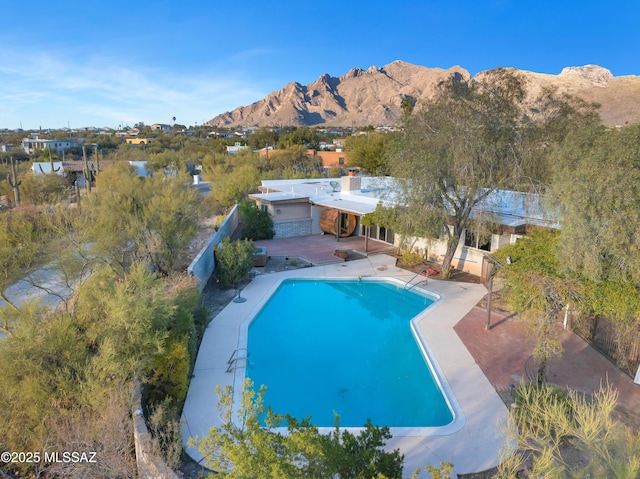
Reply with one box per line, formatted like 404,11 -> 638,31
248,176 -> 555,277
226,142 -> 249,155
22,138 -> 80,155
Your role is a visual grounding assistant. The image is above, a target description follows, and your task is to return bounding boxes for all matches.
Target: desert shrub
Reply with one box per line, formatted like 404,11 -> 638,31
148,400 -> 183,471
20,172 -> 68,205
146,334 -> 190,407
214,237 -> 255,289
401,249 -> 424,267
238,198 -> 275,240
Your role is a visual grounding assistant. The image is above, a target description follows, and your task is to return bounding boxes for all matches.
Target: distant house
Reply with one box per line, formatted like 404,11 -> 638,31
307,149 -> 348,168
32,161 -> 64,175
125,138 -> 153,146
256,148 -> 348,168
151,123 -> 171,133
22,137 -> 80,155
209,131 -> 235,139
226,142 -> 248,155
0,144 -> 13,153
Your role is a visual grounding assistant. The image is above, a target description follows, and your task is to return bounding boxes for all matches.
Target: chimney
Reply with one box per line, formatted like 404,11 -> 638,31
341,175 -> 361,195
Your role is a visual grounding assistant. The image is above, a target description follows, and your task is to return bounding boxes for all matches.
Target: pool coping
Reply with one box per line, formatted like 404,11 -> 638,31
181,254 -> 510,478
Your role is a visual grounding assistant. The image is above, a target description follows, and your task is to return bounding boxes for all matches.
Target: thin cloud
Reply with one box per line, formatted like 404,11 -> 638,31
0,47 -> 268,128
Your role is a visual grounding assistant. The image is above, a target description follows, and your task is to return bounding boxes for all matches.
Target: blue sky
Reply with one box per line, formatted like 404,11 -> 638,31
1,0 -> 638,130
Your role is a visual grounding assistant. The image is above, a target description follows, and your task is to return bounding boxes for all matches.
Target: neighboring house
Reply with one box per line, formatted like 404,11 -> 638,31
209,131 -> 236,139
32,161 -> 64,175
0,144 -> 13,153
256,148 -> 349,168
125,138 -> 153,146
22,138 -> 80,155
307,149 -> 348,168
32,160 -> 149,185
248,176 -> 554,276
226,142 -> 248,155
151,123 -> 171,133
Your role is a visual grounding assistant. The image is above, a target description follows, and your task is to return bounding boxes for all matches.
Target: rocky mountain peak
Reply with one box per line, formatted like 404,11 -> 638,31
560,65 -> 613,84
206,62 -> 640,128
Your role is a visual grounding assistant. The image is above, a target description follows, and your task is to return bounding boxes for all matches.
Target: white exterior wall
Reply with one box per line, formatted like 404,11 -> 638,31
495,232 -> 513,250
395,230 -> 509,277
270,202 -> 310,221
310,205 -> 323,234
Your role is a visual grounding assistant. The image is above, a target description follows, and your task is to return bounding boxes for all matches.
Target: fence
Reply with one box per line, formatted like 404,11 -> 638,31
132,380 -> 180,479
571,312 -> 640,378
481,256 -> 640,380
187,204 -> 239,292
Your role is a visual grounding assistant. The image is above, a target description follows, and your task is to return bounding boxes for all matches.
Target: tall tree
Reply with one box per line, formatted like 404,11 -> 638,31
0,208 -> 48,334
345,132 -> 394,175
247,127 -> 280,150
493,230 -> 576,383
387,69 -> 597,276
388,69 -> 528,275
548,122 -> 640,283
87,162 -> 201,275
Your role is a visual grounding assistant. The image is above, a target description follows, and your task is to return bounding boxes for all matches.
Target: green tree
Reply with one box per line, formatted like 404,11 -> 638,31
387,69 -> 596,277
345,132 -> 394,175
87,162 -> 201,274
0,208 -> 48,334
268,145 -> 323,178
387,70 -> 528,276
278,126 -> 321,150
548,122 -> 640,283
493,230 -> 576,384
0,262 -> 196,478
248,127 -> 280,150
189,379 -> 404,479
400,95 -> 416,120
238,198 -> 275,240
20,171 -> 67,205
214,237 -> 255,292
202,151 -> 262,213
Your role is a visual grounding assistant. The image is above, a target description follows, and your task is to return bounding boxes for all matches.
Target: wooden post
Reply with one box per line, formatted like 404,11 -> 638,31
486,273 -> 493,330
364,224 -> 369,252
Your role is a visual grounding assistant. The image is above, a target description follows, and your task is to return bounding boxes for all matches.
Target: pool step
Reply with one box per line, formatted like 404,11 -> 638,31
226,348 -> 250,373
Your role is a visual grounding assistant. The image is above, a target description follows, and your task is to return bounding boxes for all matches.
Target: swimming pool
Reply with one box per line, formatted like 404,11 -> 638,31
244,278 -> 454,429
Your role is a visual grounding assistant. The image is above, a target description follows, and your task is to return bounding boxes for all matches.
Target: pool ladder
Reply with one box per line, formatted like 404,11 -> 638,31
404,268 -> 428,291
226,348 -> 250,373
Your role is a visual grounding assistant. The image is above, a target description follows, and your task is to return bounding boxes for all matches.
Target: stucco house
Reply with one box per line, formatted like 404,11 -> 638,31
22,138 -> 80,155
248,175 -> 554,276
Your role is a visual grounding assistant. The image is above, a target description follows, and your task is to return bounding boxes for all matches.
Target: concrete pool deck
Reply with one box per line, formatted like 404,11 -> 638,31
181,254 -> 509,478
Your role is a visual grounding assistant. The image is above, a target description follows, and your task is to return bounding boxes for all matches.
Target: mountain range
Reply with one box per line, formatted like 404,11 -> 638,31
206,60 -> 640,128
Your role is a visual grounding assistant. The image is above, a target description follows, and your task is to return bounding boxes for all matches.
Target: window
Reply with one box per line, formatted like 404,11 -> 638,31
366,223 -> 395,245
260,204 -> 268,213
464,230 -> 491,251
338,157 -> 345,165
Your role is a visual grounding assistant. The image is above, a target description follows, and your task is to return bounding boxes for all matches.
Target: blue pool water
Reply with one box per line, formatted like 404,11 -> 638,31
246,279 -> 453,428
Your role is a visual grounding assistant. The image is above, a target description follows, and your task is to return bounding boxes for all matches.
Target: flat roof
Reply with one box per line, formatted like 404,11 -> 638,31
254,176 -> 555,228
